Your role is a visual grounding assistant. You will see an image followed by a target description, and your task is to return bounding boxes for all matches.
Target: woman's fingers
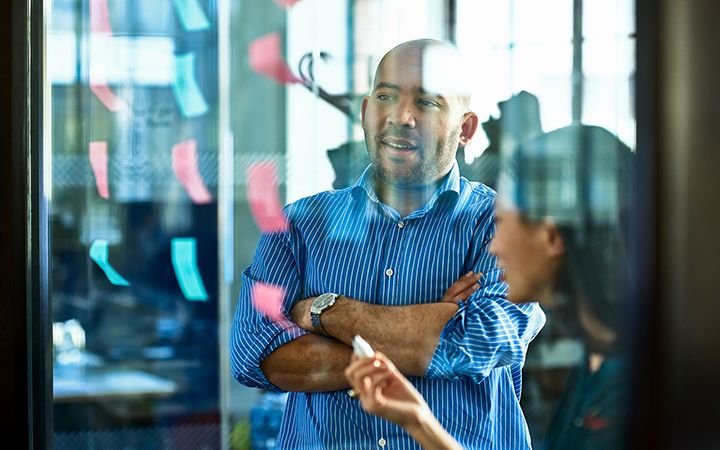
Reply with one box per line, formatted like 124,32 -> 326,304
345,355 -> 389,390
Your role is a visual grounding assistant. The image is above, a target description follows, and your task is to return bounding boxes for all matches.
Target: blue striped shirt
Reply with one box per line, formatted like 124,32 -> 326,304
231,163 -> 546,449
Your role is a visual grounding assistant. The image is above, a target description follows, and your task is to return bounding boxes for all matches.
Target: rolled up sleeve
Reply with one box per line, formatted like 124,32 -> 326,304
230,228 -> 308,392
426,290 -> 545,382
426,202 -> 546,382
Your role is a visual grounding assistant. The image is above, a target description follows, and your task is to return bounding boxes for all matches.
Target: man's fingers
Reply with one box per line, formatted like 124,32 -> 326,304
443,272 -> 482,303
454,283 -> 480,302
443,271 -> 472,300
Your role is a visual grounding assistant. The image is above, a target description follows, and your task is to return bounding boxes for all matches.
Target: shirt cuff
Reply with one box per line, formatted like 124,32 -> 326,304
425,302 -> 469,380
234,319 -> 310,392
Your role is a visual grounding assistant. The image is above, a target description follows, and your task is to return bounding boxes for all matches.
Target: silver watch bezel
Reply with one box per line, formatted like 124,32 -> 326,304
311,293 -> 338,314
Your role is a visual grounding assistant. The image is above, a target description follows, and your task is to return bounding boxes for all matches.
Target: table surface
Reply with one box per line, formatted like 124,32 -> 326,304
54,366 -> 178,402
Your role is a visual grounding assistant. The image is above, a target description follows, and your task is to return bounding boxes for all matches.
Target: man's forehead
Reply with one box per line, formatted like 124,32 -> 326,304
375,44 -> 471,97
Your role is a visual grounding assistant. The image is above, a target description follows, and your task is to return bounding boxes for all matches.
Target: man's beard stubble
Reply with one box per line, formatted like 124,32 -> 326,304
365,127 -> 461,187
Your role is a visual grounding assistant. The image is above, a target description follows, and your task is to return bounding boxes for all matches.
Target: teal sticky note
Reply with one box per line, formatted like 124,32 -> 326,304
172,0 -> 210,31
172,53 -> 209,118
171,238 -> 208,301
89,240 -> 131,286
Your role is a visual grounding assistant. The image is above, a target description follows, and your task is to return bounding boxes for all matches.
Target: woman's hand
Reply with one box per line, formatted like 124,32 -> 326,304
344,352 -> 430,428
344,352 -> 464,450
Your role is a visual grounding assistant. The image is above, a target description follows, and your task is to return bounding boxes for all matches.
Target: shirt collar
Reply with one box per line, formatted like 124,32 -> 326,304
351,162 -> 461,214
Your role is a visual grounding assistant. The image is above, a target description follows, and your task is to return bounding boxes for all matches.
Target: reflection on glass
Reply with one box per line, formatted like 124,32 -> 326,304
50,0 -> 221,447
45,0 -> 634,448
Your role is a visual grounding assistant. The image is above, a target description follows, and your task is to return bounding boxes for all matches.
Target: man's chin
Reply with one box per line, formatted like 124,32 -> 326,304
374,165 -> 422,185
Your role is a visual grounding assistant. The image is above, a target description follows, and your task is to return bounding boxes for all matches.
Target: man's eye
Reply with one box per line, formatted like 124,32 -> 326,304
418,99 -> 440,108
376,94 -> 393,101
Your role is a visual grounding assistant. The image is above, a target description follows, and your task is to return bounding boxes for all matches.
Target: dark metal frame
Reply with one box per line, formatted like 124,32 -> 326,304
0,0 -> 28,448
0,0 -> 51,448
628,0 -> 661,447
627,0 -> 667,449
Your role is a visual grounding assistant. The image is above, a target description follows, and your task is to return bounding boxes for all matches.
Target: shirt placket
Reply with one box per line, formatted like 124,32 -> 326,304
372,417 -> 390,449
380,215 -> 408,303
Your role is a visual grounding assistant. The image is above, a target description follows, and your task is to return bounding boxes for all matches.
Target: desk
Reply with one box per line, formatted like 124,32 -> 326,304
54,367 -> 177,403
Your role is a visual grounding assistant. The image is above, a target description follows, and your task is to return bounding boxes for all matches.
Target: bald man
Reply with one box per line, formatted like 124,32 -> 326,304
231,39 -> 546,449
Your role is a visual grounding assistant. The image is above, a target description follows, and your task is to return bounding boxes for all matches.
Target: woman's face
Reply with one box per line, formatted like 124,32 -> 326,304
490,208 -> 564,304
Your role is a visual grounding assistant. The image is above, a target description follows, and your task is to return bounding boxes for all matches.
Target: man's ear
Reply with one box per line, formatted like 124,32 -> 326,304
543,222 -> 565,257
459,112 -> 479,146
361,96 -> 369,127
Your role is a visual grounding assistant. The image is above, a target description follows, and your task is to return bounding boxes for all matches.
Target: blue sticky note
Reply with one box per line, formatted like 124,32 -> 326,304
89,240 -> 131,286
172,0 -> 210,31
171,238 -> 208,301
172,53 -> 209,118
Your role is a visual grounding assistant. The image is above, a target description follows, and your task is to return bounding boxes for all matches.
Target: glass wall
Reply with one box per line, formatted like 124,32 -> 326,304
49,0 -> 222,446
46,0 -> 634,448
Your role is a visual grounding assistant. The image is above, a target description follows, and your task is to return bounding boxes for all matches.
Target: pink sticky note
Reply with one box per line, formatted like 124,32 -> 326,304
252,282 -> 285,322
248,32 -> 301,85
90,84 -> 129,112
247,162 -> 288,232
89,141 -> 110,199
172,139 -> 213,204
90,0 -> 113,35
274,0 -> 301,8
89,0 -> 128,112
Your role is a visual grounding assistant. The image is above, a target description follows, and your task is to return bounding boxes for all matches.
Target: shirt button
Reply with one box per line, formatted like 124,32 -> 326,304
385,268 -> 394,277
378,437 -> 386,447
397,221 -> 405,228
573,417 -> 584,428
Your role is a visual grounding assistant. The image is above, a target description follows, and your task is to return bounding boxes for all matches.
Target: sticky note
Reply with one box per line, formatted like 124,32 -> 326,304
89,0 -> 128,112
274,0 -> 301,8
247,162 -> 288,232
90,0 -> 113,35
251,282 -> 285,322
172,53 -> 209,118
171,238 -> 208,301
89,84 -> 129,112
248,32 -> 301,85
88,141 -> 110,199
89,240 -> 130,286
172,139 -> 213,204
172,0 -> 210,31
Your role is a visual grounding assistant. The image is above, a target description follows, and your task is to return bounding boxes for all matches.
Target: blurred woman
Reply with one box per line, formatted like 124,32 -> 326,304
345,124 -> 632,450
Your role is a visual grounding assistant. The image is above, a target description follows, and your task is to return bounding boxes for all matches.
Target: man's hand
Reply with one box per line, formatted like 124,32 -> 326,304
440,271 -> 482,304
290,297 -> 315,332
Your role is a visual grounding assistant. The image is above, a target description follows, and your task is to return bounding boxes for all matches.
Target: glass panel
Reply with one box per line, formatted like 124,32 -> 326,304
456,0 -> 635,447
582,38 -> 635,148
49,0 -> 222,446
45,0 -> 634,448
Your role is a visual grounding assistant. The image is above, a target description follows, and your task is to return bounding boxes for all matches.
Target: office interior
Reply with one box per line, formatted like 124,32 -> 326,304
1,0 -> 719,448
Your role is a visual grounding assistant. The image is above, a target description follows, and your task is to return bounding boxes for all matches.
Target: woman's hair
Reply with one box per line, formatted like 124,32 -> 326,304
502,124 -> 633,346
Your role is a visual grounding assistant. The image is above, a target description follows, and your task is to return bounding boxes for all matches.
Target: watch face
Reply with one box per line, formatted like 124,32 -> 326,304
311,293 -> 336,313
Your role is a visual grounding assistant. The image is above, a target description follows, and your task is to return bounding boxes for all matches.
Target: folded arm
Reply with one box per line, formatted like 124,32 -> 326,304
291,296 -> 460,377
290,207 -> 546,383
230,229 -> 356,393
259,271 -> 480,390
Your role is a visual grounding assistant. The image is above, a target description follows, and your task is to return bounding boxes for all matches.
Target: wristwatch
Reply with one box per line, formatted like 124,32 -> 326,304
310,293 -> 338,333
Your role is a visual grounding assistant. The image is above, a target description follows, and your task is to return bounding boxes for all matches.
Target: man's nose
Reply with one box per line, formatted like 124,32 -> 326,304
388,101 -> 416,128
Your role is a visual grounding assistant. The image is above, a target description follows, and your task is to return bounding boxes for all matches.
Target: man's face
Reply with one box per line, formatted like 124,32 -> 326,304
490,209 -> 562,304
361,46 -> 476,186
